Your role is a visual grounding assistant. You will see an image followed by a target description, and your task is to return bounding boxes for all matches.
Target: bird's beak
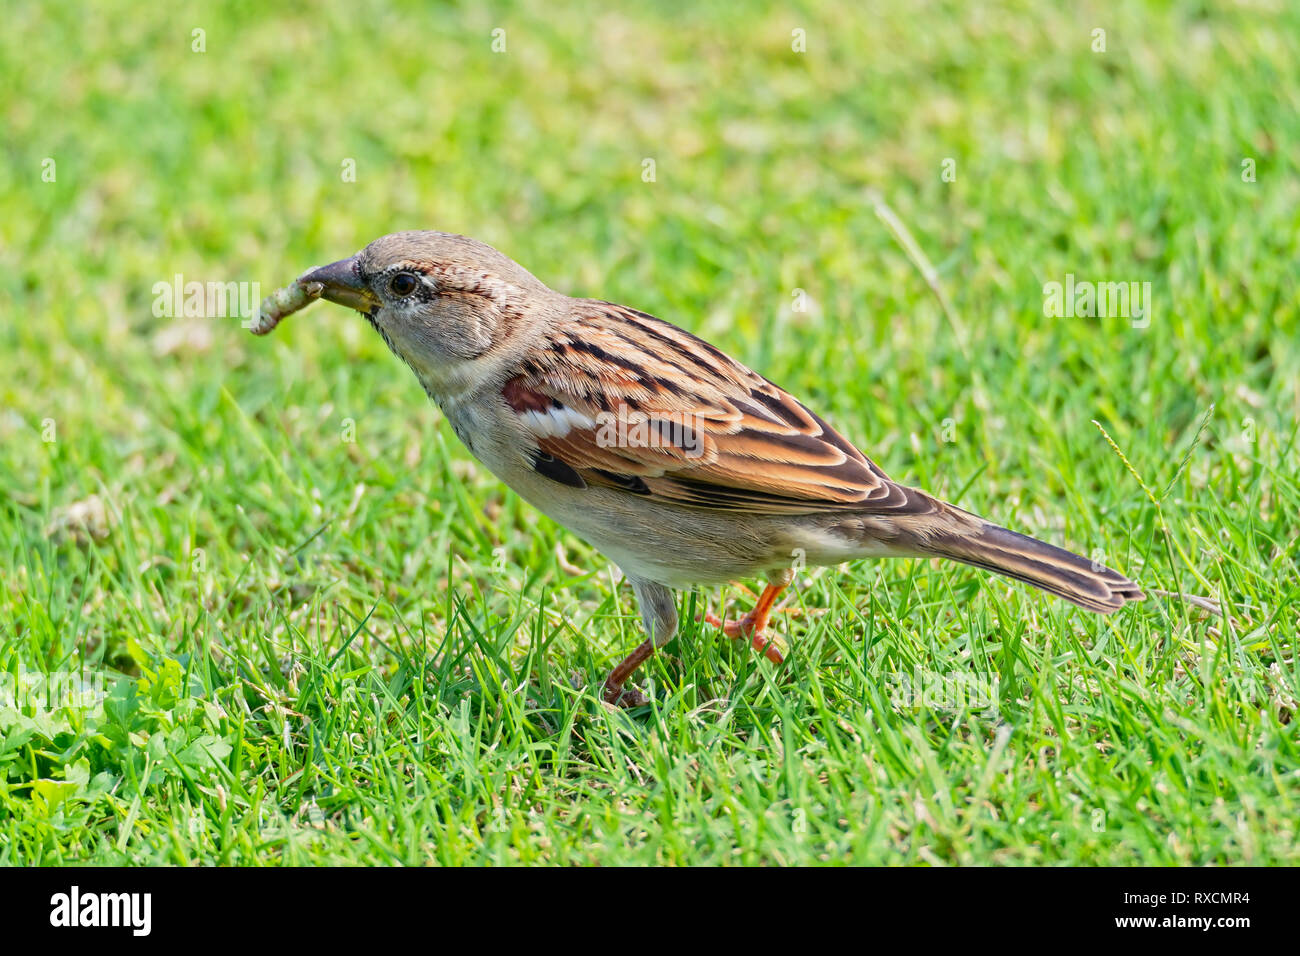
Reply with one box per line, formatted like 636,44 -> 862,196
298,257 -> 379,313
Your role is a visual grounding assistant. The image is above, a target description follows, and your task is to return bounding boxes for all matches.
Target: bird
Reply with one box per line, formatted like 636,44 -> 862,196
268,230 -> 1144,706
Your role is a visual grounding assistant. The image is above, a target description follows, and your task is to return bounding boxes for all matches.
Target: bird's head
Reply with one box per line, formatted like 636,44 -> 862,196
302,230 -> 552,398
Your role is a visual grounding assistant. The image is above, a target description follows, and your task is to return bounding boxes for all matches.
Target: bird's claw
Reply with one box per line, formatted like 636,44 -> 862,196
601,681 -> 651,708
703,612 -> 786,663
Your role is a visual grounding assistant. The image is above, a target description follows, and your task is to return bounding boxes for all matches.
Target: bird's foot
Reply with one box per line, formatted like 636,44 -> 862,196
702,579 -> 793,664
703,611 -> 787,663
601,679 -> 651,708
600,639 -> 656,708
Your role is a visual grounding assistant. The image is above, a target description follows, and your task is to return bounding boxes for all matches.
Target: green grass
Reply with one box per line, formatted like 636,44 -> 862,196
1,0 -> 1297,865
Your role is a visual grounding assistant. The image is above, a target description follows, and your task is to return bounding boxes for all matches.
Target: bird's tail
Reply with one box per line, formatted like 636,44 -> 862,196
922,520 -> 1144,614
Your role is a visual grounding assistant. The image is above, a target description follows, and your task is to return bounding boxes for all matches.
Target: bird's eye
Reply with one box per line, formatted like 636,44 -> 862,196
388,273 -> 419,297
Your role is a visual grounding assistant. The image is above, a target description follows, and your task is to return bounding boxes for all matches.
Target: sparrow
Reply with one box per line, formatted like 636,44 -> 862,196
254,230 -> 1144,706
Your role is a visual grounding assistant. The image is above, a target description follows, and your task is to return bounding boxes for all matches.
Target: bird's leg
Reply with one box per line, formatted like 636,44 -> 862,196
601,578 -> 677,708
602,640 -> 656,707
705,569 -> 794,664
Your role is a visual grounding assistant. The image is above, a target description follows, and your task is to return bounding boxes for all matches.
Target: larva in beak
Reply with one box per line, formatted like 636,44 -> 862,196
247,272 -> 325,335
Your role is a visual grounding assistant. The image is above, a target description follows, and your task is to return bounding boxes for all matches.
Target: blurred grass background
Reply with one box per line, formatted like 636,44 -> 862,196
1,0 -> 1297,864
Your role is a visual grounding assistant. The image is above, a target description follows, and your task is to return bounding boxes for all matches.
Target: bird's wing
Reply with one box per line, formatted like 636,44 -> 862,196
502,301 -> 937,516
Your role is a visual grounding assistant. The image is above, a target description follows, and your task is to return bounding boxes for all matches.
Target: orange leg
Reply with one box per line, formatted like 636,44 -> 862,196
705,580 -> 789,663
600,578 -> 679,708
601,640 -> 655,707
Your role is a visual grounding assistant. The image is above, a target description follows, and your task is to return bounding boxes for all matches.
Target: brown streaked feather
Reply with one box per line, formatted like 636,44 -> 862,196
502,301 -> 935,516
918,522 -> 1146,613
